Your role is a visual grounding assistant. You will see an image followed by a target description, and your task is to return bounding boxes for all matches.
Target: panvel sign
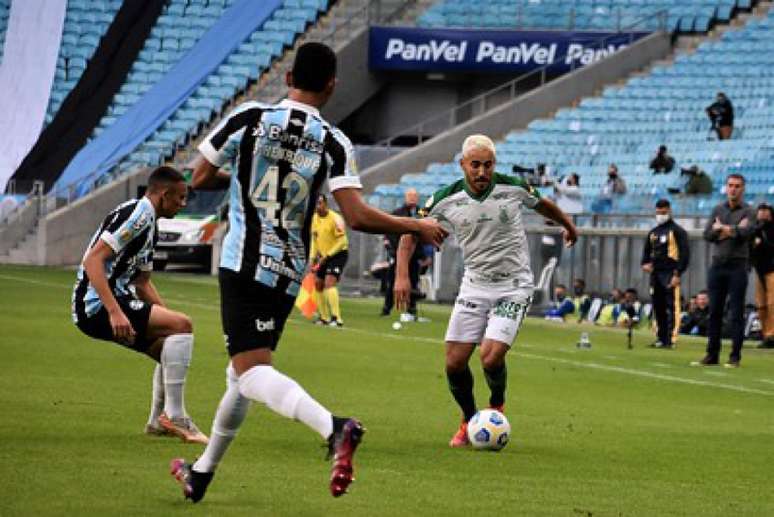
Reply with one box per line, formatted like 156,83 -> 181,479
369,27 -> 649,73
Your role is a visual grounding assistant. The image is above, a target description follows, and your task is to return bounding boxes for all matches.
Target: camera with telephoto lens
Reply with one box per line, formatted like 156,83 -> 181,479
622,302 -> 640,323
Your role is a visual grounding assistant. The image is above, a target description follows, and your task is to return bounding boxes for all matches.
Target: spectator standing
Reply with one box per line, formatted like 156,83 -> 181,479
751,203 -> 774,348
592,164 -> 627,213
641,199 -> 690,349
681,290 -> 710,336
554,173 -> 583,215
694,174 -> 755,367
706,92 -> 734,140
381,189 -> 422,317
650,145 -> 676,174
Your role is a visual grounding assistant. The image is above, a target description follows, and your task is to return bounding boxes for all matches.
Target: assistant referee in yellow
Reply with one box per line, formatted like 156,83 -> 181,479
310,194 -> 348,326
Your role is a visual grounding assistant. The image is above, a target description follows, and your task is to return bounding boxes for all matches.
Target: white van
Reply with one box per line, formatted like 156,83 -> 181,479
154,189 -> 226,271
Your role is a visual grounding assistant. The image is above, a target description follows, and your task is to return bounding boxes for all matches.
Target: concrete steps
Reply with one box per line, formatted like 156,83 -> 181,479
0,226 -> 41,265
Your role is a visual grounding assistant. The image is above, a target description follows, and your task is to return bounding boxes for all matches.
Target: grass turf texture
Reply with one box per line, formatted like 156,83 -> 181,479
1,265 -> 773,516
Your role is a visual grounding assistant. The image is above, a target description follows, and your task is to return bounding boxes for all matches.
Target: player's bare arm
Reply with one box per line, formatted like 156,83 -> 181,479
133,272 -> 165,307
191,155 -> 231,190
534,197 -> 578,247
332,187 -> 447,247
83,240 -> 135,342
394,233 -> 419,311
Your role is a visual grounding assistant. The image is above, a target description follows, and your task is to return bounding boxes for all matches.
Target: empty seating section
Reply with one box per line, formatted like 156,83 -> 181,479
371,9 -> 774,215
0,0 -> 9,63
45,0 -> 123,124
101,0 -> 327,177
418,0 -> 748,33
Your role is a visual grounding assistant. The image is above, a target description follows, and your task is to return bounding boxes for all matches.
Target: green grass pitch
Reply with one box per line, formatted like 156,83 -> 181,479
1,265 -> 773,516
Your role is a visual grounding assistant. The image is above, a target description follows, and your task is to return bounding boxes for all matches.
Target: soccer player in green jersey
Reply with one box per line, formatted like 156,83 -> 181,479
395,134 -> 578,447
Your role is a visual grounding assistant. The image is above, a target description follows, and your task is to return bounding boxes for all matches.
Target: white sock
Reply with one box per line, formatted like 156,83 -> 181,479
147,364 -> 164,426
193,364 -> 250,473
161,333 -> 193,420
238,365 -> 333,439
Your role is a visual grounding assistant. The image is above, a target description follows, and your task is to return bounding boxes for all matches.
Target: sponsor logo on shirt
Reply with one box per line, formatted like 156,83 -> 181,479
259,255 -> 303,282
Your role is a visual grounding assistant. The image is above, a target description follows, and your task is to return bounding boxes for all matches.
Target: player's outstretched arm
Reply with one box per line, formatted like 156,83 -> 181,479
83,241 -> 136,342
394,233 -> 418,311
191,155 -> 231,190
534,197 -> 578,247
331,188 -> 447,248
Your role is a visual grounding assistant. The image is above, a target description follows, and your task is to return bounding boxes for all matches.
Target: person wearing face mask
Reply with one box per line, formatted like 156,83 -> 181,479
572,278 -> 591,321
591,164 -> 627,213
641,199 -> 690,349
751,203 -> 774,348
544,284 -> 576,321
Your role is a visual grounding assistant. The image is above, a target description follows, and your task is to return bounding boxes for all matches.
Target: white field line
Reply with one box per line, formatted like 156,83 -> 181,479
3,273 -> 773,397
336,324 -> 774,398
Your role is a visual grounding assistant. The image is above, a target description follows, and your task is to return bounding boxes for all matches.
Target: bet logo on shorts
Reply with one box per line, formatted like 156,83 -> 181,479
255,318 -> 276,332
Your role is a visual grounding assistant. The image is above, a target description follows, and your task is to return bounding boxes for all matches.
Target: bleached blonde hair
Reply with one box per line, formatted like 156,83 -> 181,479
461,134 -> 496,158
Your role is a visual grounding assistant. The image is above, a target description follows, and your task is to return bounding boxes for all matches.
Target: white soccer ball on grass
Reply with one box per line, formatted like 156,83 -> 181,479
467,409 -> 510,451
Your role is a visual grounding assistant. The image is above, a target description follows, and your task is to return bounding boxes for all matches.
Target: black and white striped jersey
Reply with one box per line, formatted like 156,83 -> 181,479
72,197 -> 157,322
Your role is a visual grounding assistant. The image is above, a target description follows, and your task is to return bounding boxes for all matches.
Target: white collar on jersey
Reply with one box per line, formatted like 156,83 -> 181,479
279,98 -> 320,117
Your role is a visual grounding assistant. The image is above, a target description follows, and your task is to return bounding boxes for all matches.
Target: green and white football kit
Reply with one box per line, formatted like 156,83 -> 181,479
422,173 -> 540,345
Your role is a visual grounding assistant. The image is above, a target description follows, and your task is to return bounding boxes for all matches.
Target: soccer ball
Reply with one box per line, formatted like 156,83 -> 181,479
467,409 -> 510,451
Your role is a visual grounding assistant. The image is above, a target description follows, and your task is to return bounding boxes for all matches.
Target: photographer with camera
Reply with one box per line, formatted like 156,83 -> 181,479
676,165 -> 713,195
591,164 -> 627,214
554,173 -> 583,215
649,145 -> 675,174
513,163 -> 552,187
641,199 -> 690,349
706,92 -> 734,140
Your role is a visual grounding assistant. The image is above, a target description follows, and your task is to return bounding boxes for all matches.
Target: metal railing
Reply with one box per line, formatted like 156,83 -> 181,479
375,10 -> 667,149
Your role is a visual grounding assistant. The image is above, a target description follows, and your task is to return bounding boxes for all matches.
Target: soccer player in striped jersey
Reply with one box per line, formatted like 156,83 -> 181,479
72,166 -> 208,444
170,42 -> 447,502
394,135 -> 578,447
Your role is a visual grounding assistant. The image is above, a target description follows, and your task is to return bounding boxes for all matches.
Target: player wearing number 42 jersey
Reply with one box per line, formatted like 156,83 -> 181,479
395,135 -> 578,448
169,42 -> 447,503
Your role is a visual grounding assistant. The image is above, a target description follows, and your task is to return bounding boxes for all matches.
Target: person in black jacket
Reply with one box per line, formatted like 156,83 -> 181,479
752,203 -> 774,348
694,174 -> 755,367
681,290 -> 710,336
706,92 -> 734,140
381,189 -> 424,316
649,145 -> 675,174
641,199 -> 690,348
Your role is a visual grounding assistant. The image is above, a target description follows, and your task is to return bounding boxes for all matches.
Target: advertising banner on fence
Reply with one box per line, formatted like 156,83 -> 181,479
369,27 -> 650,73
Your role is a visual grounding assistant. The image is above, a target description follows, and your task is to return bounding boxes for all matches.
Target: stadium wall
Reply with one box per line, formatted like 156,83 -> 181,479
320,29 -> 384,125
359,31 -> 672,192
343,221 -> 726,306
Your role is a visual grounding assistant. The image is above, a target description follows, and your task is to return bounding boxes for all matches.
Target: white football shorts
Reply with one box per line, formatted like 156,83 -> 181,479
444,279 -> 533,346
